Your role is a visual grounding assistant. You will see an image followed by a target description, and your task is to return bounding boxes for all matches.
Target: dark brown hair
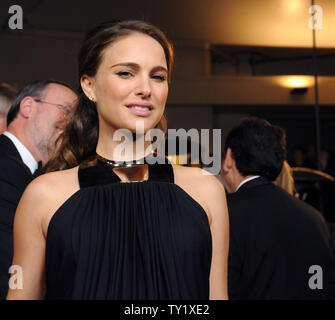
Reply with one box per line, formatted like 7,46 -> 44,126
43,20 -> 174,173
224,117 -> 287,181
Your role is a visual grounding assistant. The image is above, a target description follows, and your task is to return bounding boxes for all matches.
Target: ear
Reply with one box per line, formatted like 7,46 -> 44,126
80,75 -> 96,102
19,96 -> 35,119
222,148 -> 235,173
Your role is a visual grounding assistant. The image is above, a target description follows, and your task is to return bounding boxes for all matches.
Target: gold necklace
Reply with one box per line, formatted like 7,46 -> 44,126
96,153 -> 149,182
113,165 -> 149,183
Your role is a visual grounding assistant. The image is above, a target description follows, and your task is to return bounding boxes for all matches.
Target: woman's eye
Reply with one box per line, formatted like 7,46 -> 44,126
116,71 -> 133,78
152,74 -> 167,81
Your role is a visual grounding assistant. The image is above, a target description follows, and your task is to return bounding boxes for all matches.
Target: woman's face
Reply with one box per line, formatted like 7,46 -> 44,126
83,32 -> 169,134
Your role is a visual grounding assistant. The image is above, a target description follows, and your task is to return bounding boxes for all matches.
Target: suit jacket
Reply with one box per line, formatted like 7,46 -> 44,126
0,134 -> 33,299
227,176 -> 335,300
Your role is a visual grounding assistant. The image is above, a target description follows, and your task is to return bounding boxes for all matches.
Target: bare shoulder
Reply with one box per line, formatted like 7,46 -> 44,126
17,166 -> 80,237
172,165 -> 227,224
25,167 -> 79,199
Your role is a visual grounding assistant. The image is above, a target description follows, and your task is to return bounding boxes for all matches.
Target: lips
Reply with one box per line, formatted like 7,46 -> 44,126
127,103 -> 153,117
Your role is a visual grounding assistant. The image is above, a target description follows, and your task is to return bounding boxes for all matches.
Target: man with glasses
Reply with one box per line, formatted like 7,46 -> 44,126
0,79 -> 77,299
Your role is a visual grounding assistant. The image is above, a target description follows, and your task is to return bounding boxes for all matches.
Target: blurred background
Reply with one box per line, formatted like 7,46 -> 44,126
1,0 -> 335,226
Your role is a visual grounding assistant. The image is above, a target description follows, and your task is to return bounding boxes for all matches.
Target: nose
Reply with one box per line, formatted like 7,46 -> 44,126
135,75 -> 151,98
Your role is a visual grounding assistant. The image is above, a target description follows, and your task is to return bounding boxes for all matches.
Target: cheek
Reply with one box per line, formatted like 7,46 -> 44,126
54,113 -> 65,124
36,111 -> 56,129
97,77 -> 133,104
155,85 -> 168,106
114,83 -> 133,100
46,113 -> 65,130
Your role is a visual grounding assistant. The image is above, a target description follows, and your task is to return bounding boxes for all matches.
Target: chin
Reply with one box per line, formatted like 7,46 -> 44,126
125,119 -> 160,134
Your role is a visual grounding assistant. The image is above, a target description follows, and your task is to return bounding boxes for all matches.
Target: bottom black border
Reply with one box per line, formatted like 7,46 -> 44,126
1,300 -> 333,319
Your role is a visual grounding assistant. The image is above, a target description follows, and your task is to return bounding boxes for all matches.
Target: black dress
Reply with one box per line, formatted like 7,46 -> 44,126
45,159 -> 212,300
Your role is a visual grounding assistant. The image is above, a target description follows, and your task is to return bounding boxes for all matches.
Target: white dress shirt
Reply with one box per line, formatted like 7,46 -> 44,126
235,175 -> 261,192
3,131 -> 38,174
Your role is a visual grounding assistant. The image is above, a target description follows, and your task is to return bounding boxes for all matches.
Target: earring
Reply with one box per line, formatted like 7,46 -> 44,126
89,95 -> 94,102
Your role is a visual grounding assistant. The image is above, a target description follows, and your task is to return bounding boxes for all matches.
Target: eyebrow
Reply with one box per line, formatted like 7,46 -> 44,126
111,62 -> 168,73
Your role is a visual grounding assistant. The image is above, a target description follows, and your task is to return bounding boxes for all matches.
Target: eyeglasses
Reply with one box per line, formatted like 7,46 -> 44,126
34,99 -> 73,117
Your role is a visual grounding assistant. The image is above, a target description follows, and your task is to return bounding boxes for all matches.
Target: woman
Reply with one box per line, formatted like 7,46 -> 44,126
7,20 -> 229,300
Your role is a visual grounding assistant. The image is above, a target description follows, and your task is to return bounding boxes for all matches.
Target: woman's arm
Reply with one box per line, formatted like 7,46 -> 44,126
6,178 -> 49,299
173,165 -> 230,300
204,174 -> 229,300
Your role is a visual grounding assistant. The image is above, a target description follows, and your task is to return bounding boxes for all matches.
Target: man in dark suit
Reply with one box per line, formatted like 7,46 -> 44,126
221,117 -> 335,299
0,80 -> 77,299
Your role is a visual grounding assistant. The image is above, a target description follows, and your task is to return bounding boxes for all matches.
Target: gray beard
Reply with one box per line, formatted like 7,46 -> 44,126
28,123 -> 57,164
